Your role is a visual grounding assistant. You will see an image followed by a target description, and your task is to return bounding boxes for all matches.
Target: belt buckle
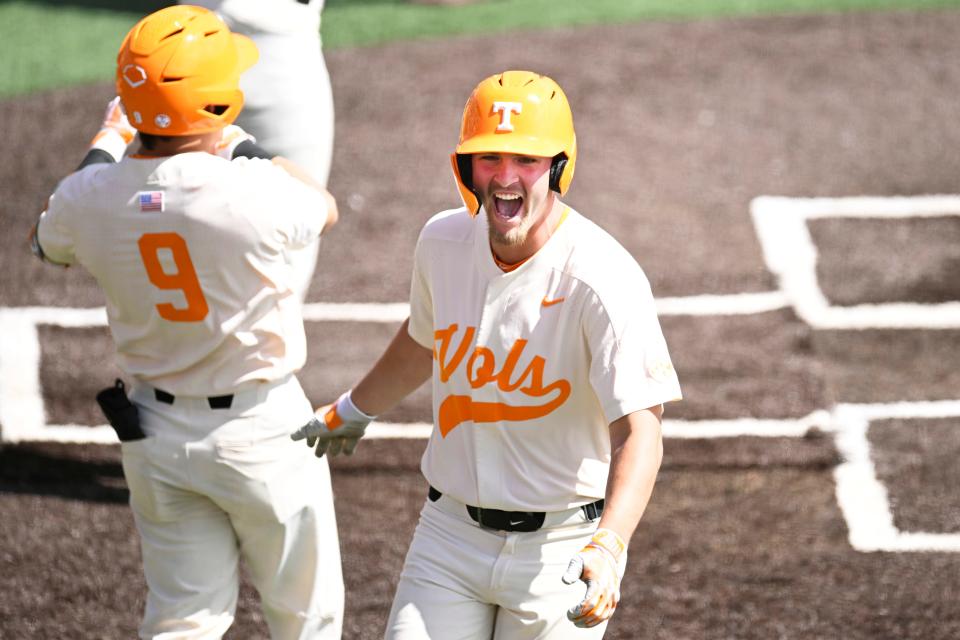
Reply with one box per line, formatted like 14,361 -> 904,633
509,511 -> 545,532
482,508 -> 545,532
464,499 -> 547,532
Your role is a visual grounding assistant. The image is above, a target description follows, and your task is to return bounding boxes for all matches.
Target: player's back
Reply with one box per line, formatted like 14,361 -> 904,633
42,152 -> 327,395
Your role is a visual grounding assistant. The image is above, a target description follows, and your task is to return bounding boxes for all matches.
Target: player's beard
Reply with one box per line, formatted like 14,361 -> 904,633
486,204 -> 535,247
482,191 -> 540,248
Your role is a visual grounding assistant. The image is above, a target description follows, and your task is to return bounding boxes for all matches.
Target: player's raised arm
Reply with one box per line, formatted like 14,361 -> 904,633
76,96 -> 137,170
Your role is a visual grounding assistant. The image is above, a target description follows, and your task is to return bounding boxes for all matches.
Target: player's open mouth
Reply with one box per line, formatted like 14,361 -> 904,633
493,192 -> 523,220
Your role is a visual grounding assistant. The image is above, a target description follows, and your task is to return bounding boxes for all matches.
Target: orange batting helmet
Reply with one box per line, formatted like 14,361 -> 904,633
451,70 -> 577,215
116,5 -> 258,136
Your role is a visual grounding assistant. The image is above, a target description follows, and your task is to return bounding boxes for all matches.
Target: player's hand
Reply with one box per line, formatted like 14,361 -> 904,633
89,96 -> 136,161
561,528 -> 627,628
214,124 -> 256,160
290,391 -> 376,457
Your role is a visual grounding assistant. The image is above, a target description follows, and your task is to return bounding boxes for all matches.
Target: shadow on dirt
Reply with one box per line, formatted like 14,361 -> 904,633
0,442 -> 128,503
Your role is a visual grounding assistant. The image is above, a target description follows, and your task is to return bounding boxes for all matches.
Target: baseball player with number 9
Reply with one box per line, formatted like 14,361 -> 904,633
30,5 -> 343,639
292,70 -> 682,638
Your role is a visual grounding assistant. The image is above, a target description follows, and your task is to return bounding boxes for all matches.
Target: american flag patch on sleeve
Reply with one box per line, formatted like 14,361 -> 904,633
139,191 -> 164,212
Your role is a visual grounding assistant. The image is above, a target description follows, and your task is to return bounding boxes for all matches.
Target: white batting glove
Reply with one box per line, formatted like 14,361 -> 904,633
89,96 -> 136,161
290,391 -> 376,457
561,528 -> 627,628
213,124 -> 256,160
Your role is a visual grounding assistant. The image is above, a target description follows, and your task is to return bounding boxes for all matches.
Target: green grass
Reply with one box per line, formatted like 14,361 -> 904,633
1,4 -> 140,97
3,0 -> 960,97
321,0 -> 960,48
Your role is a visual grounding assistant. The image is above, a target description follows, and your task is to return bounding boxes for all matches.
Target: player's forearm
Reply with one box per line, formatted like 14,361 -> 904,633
350,319 -> 433,416
597,406 -> 664,542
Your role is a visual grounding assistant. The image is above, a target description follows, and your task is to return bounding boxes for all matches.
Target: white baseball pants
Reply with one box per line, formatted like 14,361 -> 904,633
122,376 -> 343,640
384,493 -> 623,639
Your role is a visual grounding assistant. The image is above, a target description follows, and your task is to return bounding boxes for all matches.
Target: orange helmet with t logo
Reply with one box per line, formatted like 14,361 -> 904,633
451,70 -> 577,215
116,5 -> 258,136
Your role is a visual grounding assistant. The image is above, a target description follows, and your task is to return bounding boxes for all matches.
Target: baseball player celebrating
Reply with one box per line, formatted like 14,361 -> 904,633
30,6 -> 343,639
293,70 -> 682,638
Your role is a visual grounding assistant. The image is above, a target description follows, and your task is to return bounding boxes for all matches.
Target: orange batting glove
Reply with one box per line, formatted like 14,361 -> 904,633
89,97 -> 136,161
562,528 -> 627,628
290,391 -> 376,457
213,124 -> 256,160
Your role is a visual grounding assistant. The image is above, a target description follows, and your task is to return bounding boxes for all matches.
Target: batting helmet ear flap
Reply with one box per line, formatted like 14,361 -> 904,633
548,154 -> 567,194
550,133 -> 576,196
450,153 -> 481,216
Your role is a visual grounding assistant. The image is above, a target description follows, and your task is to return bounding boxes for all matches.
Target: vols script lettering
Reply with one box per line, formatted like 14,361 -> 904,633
433,323 -> 570,436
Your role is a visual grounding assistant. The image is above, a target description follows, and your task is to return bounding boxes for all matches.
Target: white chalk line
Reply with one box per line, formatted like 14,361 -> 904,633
0,314 -> 45,444
8,293 -> 791,330
301,302 -> 410,323
831,401 -> 960,553
23,411 -> 831,444
751,195 -> 960,329
749,194 -> 960,551
30,295 -> 958,331
752,194 -> 960,219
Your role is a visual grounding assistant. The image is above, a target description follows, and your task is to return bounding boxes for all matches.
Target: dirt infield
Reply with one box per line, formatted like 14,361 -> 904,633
2,9 -> 960,639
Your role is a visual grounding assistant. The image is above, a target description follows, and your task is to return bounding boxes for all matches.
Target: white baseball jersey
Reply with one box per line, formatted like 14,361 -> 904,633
36,152 -> 329,395
408,206 -> 682,513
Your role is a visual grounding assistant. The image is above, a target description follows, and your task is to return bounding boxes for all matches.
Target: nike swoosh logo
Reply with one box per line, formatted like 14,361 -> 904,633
509,519 -> 525,526
541,296 -> 565,307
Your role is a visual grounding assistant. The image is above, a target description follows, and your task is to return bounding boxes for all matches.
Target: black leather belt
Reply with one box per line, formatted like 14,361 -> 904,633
154,388 -> 234,410
428,486 -> 604,533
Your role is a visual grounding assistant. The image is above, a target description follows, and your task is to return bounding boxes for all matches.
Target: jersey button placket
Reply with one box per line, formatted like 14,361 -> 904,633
473,279 -> 508,508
